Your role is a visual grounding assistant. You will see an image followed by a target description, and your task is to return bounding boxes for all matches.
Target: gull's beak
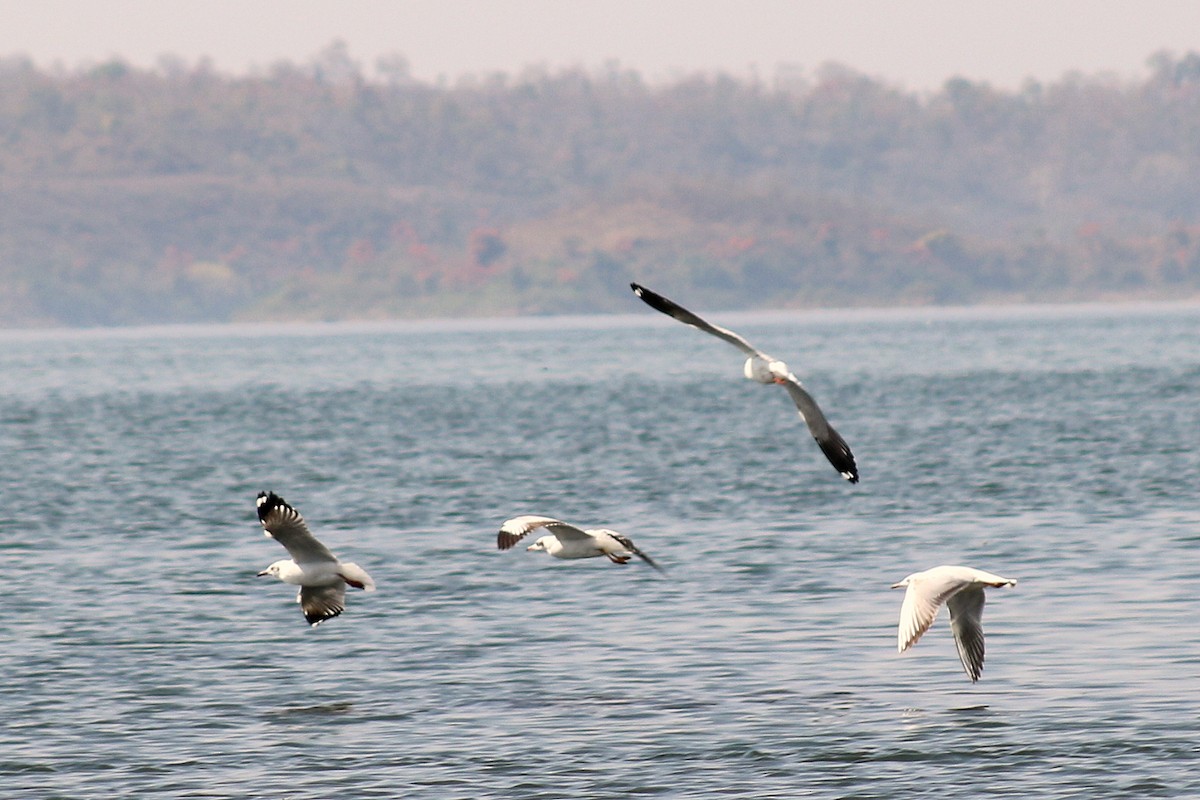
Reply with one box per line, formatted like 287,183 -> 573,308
256,570 -> 269,577
526,544 -> 537,551
890,581 -> 906,589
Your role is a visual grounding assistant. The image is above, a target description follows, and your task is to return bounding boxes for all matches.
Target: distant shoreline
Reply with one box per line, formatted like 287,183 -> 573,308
3,295 -> 1197,340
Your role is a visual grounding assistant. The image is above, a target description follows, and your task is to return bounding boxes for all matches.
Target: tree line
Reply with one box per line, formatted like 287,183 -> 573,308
3,44 -> 1200,326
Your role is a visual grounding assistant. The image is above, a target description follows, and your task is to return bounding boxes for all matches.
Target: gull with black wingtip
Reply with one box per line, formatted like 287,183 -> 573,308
255,491 -> 376,627
497,515 -> 665,574
630,282 -> 859,483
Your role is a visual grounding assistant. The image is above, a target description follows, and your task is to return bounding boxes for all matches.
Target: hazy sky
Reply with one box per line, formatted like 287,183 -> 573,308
6,0 -> 1200,90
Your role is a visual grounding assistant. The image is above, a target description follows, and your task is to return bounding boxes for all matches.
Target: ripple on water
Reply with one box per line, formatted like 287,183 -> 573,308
2,309 -> 1200,797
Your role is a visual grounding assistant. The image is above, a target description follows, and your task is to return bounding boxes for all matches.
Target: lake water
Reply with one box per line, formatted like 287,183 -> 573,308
1,302 -> 1198,798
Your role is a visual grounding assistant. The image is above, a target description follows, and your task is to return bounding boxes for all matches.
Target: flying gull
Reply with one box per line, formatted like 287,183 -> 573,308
892,565 -> 1016,682
255,491 -> 376,626
630,282 -> 859,483
497,515 -> 665,574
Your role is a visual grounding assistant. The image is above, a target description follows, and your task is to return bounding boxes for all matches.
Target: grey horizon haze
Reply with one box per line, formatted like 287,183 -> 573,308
6,0 -> 1200,89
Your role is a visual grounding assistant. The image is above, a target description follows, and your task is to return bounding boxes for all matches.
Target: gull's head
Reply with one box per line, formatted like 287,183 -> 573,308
257,561 -> 284,579
891,574 -> 916,590
527,536 -> 553,553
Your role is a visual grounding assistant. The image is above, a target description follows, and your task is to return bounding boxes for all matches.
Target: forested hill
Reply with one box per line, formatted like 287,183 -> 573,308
4,47 -> 1200,327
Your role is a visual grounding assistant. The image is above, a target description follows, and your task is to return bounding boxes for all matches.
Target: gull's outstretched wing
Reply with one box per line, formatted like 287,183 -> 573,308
948,586 -> 988,682
631,283 -> 767,359
256,492 -> 337,564
497,515 -> 592,550
298,583 -> 346,627
776,374 -> 859,483
897,578 -> 947,654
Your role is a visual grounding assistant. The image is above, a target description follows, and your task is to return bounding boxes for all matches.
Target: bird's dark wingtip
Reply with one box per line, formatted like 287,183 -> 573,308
816,428 -> 859,486
256,491 -> 288,521
641,554 -> 668,576
303,604 -> 343,626
629,283 -> 682,318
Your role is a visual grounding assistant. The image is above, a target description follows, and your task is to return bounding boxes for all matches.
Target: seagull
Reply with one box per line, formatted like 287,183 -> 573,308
629,282 -> 858,483
891,565 -> 1017,682
497,515 -> 665,574
255,491 -> 376,627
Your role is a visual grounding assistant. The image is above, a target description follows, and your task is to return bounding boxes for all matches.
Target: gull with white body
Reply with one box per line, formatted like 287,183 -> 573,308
892,565 -> 1016,682
630,282 -> 858,483
255,491 -> 376,627
497,515 -> 665,574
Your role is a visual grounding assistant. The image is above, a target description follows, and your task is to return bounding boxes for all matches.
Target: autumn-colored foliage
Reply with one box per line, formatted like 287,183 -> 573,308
1,48 -> 1199,325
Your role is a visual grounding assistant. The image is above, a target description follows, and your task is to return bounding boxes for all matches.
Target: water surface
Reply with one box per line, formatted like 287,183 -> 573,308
1,303 -> 1199,797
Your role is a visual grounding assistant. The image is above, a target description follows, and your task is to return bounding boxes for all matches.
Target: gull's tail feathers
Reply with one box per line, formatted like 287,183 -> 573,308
338,562 -> 376,592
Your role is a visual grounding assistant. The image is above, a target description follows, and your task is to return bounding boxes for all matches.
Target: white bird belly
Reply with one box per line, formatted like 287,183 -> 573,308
550,539 -> 605,560
279,560 -> 342,586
